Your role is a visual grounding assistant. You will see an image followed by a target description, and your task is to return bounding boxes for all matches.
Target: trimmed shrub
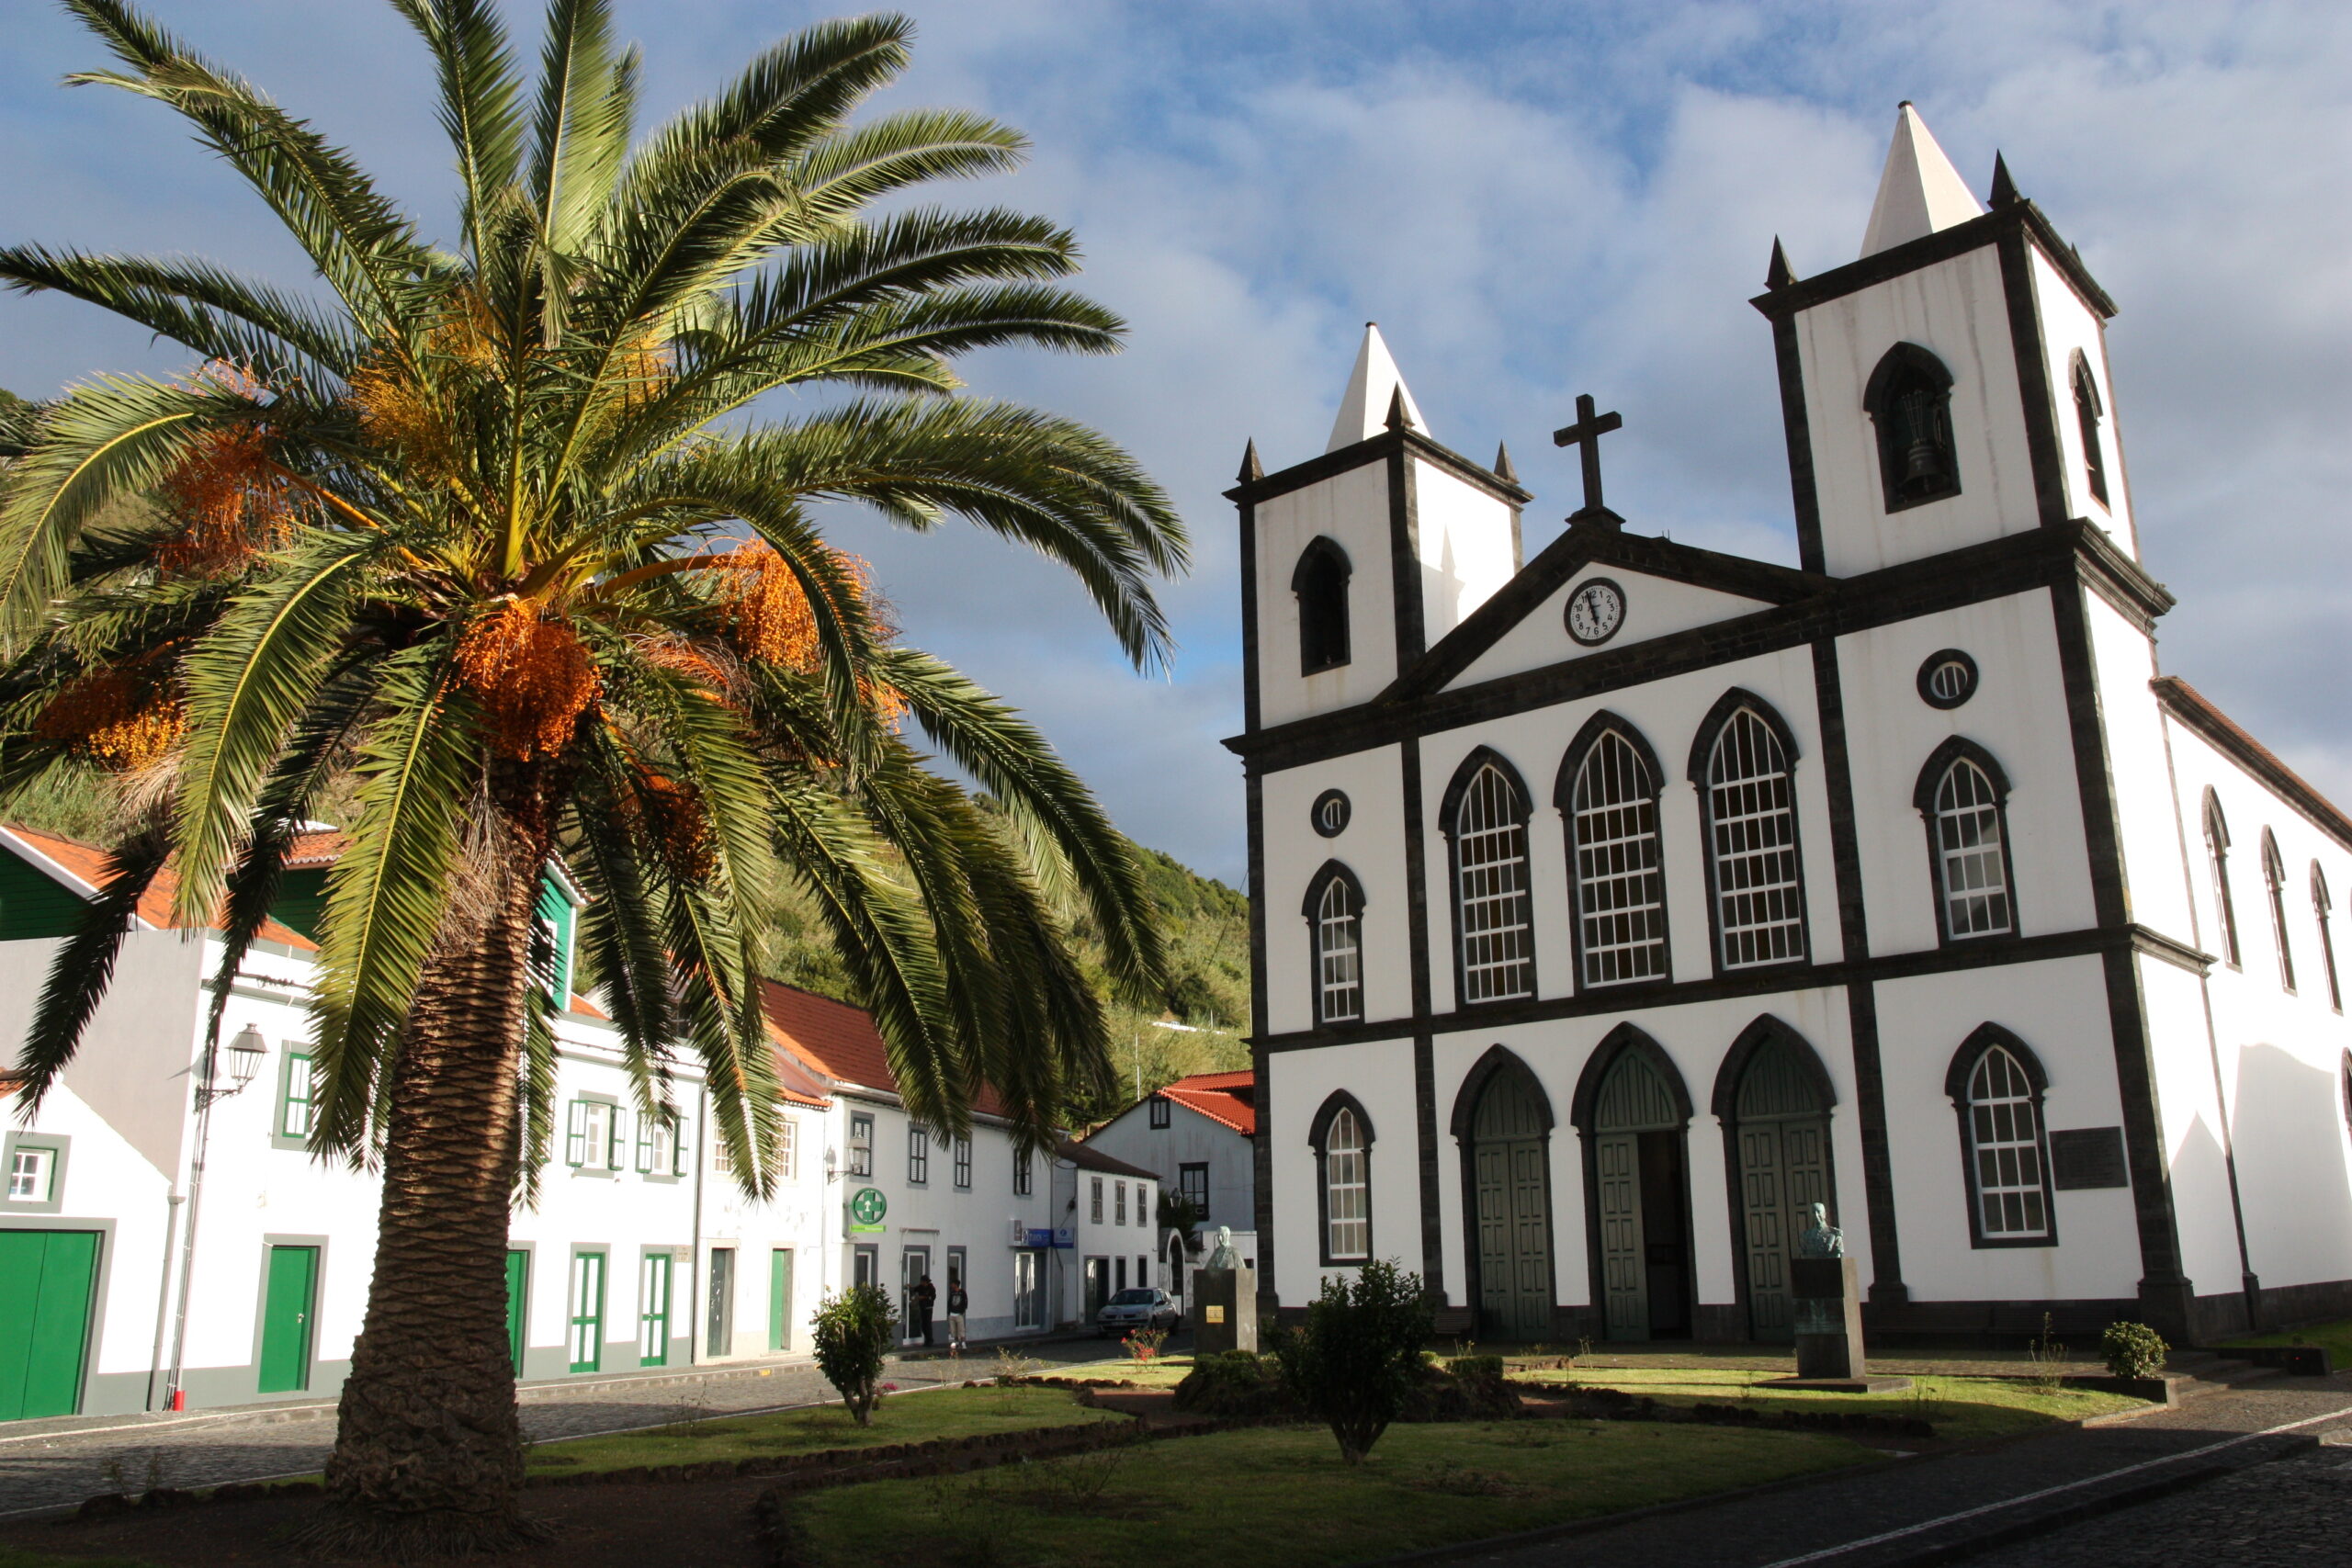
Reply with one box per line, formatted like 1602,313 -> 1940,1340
812,1284 -> 899,1426
1273,1258 -> 1435,1463
1170,1349 -> 1295,1418
2101,1320 -> 2168,1381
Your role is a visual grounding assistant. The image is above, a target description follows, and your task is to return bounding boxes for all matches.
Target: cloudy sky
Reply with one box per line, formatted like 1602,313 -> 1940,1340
4,1 -> 2346,884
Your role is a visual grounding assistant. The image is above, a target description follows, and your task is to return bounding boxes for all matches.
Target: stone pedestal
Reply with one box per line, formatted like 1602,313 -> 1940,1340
1192,1266 -> 1258,1356
1769,1255 -> 1907,1391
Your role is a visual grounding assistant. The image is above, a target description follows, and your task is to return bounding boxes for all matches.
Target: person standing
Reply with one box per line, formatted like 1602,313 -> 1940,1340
912,1274 -> 938,1348
945,1278 -> 969,1352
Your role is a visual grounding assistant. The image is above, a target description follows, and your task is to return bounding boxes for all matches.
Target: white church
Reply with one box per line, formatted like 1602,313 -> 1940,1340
1229,105 -> 2352,1348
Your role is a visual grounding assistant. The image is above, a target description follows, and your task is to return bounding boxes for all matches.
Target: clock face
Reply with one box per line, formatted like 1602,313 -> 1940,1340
1565,578 -> 1625,646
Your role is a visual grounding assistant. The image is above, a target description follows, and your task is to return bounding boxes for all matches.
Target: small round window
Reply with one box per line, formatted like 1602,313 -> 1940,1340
1311,789 -> 1351,838
1917,649 -> 1979,709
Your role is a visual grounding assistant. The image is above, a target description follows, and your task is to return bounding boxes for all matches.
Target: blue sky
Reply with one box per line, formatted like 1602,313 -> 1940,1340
4,2 -> 2346,884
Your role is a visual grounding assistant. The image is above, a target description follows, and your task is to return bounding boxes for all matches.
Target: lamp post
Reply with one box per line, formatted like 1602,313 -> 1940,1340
162,1021 -> 267,1411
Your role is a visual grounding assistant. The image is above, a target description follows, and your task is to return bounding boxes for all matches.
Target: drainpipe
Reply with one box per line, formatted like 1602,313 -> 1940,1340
163,1008 -> 227,1411
689,1082 -> 707,1365
144,1190 -> 184,1411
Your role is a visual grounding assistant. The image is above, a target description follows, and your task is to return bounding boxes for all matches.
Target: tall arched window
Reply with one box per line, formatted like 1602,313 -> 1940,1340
1948,1028 -> 2054,1247
1446,754 -> 1536,1003
2263,830 -> 2296,993
1310,1094 -> 1374,1265
1561,719 -> 1668,987
1865,342 -> 1961,512
1695,695 -> 1806,970
1304,863 -> 1365,1027
2204,791 -> 2240,968
1293,537 -> 1351,675
2071,352 -> 2109,508
1916,741 -> 2015,942
2314,865 -> 2341,1013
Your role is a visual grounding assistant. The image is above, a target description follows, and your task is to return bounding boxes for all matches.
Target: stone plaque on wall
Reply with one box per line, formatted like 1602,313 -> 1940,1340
2050,1127 -> 2129,1190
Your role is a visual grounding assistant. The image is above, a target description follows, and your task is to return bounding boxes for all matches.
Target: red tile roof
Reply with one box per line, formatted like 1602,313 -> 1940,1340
1059,1137 -> 1157,1179
1159,1070 -> 1256,1135
2,824 -> 318,951
759,978 -> 1016,1116
2154,677 -> 2352,850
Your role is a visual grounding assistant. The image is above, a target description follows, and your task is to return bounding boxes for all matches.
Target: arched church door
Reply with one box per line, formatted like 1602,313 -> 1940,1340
1732,1036 -> 1832,1342
1593,1052 -> 1691,1340
1471,1072 -> 1553,1343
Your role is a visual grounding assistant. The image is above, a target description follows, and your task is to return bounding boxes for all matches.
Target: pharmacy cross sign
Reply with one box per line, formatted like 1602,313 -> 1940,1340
849,1187 -> 888,1228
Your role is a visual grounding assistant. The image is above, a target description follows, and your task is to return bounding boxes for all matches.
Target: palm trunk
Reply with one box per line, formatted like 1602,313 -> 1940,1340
311,824 -> 547,1556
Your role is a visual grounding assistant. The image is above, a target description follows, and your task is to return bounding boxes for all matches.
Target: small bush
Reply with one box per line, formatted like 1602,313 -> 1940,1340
1122,1326 -> 1168,1362
812,1284 -> 899,1426
2101,1320 -> 2169,1381
1273,1258 -> 1434,1463
1170,1349 -> 1295,1418
1446,1354 -> 1505,1381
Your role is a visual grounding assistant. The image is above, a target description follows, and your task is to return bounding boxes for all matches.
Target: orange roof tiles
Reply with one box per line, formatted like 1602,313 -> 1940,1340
3,824 -> 318,952
1158,1069 -> 1256,1135
758,978 -> 1007,1117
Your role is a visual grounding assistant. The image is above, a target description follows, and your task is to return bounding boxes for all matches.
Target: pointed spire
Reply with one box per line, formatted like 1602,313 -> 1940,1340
1326,322 -> 1428,453
1237,439 -> 1263,484
1766,237 -> 1797,290
1988,151 -> 2019,208
1860,101 -> 1986,258
1492,441 -> 1518,484
1384,385 -> 1410,433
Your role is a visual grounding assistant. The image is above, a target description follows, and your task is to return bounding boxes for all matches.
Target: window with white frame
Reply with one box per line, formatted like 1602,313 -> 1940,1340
1453,761 -> 1535,1002
1932,756 -> 2013,939
850,1112 -> 873,1178
2264,830 -> 2296,992
953,1134 -> 971,1190
1704,706 -> 1805,967
566,1100 -> 616,1169
1569,728 -> 1668,985
280,1053 -> 316,1139
1312,870 -> 1364,1023
1322,1109 -> 1370,1262
776,1116 -> 798,1180
2316,866 -> 2343,1014
8,1145 -> 56,1202
1963,1044 -> 2051,1241
907,1122 -> 929,1184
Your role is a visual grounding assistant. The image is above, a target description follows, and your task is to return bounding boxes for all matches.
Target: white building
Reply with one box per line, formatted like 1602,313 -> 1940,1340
1051,1140 -> 1159,1327
1078,1071 -> 1258,1299
1227,105 -> 2352,1348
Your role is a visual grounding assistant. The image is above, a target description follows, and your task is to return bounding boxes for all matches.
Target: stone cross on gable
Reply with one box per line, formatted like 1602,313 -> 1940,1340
1552,393 -> 1623,521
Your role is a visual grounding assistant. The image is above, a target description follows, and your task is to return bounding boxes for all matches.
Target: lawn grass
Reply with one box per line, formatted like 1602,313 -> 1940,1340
793,1419 -> 1876,1567
524,1384 -> 1119,1476
1044,1354 -> 1194,1388
2221,1317 -> 2352,1367
1510,1368 -> 2147,1443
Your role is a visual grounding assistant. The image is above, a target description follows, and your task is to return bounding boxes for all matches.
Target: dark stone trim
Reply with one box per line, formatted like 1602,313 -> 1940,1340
1401,743 -> 1442,1296
1709,1012 -> 1840,1120
1447,1044 -> 1557,1337
1568,1023 -> 1699,1342
1308,1089 -> 1377,1268
1913,736 -> 2024,949
1414,1030 -> 1442,1293
1290,536 -> 1353,676
1748,202 -> 2116,323
1250,921 -> 2211,1053
1435,744 -> 1540,1011
1451,1043 -> 1560,1139
1686,686 -> 1814,980
1711,1014 -> 1846,1337
1244,767 -> 1273,1298
1299,858 -> 1368,920
1863,343 -> 1962,515
1238,498 -> 1261,735
1568,1021 -> 1696,1129
1225,425 -> 1533,509
1944,1022 -> 2062,1251
1228,522 -> 2172,772
1917,649 -> 1981,709
1770,313 -> 1826,575
1387,444 -> 1426,664
2154,676 -> 2352,854
1554,709 -> 1675,998
1997,231 -> 2073,529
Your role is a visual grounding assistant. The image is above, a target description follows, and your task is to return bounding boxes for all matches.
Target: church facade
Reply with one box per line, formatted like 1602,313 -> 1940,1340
1227,106 -> 2352,1347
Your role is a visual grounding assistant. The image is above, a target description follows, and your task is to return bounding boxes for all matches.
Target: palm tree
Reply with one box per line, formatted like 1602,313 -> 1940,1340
0,0 -> 1183,1551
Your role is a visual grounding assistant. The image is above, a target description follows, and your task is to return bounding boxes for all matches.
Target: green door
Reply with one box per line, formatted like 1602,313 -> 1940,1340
569,1252 -> 605,1372
503,1250 -> 529,1372
639,1255 -> 672,1367
258,1246 -> 320,1394
1471,1073 -> 1552,1343
768,1249 -> 795,1352
1734,1037 -> 1833,1343
0,1230 -> 100,1420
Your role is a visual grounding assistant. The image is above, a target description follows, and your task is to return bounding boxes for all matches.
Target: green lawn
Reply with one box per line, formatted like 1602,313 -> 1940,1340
793,1420 -> 1875,1567
526,1384 -> 1120,1476
1044,1354 -> 1195,1388
2222,1318 -> 2352,1367
1510,1368 -> 2146,1443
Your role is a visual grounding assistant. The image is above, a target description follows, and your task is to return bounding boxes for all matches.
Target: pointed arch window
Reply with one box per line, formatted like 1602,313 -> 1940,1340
1865,342 -> 1961,512
2263,830 -> 2296,993
1293,537 -> 1351,675
1446,755 -> 1536,1003
2071,352 -> 2109,508
1309,1094 -> 1374,1265
2314,865 -> 2341,1013
1304,863 -> 1365,1027
1916,742 -> 2015,942
1948,1028 -> 2055,1247
2204,792 -> 2241,968
1560,719 -> 1668,987
1696,698 -> 1806,970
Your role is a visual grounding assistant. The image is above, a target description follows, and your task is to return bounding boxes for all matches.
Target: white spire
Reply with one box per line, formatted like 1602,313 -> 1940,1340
1326,322 -> 1428,453
1860,102 -> 1984,259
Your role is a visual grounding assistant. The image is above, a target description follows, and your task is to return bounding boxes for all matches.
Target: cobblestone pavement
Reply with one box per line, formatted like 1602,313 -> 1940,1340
0,1337 -> 1107,1517
1446,1374 -> 2352,1568
1964,1444 -> 2352,1567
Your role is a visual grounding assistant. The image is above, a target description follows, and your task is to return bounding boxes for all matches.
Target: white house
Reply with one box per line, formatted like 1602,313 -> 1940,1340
1078,1071 -> 1258,1301
1227,105 -> 2352,1348
1051,1140 -> 1159,1327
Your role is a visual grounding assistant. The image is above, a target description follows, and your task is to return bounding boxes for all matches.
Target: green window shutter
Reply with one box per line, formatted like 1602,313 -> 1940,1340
608,1108 -> 627,1169
535,876 -> 575,1000
673,1116 -> 688,1177
565,1101 -> 587,1167
280,1055 -> 314,1139
635,1114 -> 652,1173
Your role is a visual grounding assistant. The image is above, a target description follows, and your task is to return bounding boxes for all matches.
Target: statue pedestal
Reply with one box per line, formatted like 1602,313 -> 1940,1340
1192,1266 -> 1258,1356
1767,1256 -> 1910,1393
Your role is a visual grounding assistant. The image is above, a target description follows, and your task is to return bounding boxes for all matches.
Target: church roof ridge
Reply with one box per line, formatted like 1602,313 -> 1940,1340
1860,102 -> 1984,258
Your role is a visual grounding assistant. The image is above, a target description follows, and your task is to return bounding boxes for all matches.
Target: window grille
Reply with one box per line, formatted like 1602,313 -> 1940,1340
953,1134 -> 972,1190
1454,763 -> 1534,1001
1934,760 -> 2012,938
1706,711 -> 1804,967
2264,832 -> 2296,992
2205,795 -> 2241,967
1570,730 -> 1668,985
1323,1109 -> 1370,1261
1965,1047 -> 2049,1240
776,1117 -> 797,1180
849,1112 -> 873,1178
1315,874 -> 1364,1022
1179,1162 -> 1209,1220
907,1123 -> 929,1184
1149,1096 -> 1170,1128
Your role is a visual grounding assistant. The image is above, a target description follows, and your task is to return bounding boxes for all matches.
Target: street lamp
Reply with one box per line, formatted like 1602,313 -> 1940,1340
198,1025 -> 268,1106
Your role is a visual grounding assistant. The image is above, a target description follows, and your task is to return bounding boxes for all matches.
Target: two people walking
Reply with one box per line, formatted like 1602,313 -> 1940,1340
905,1273 -> 970,1352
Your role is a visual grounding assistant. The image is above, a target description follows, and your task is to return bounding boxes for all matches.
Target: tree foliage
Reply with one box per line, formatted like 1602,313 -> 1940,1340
812,1284 -> 899,1427
1273,1259 -> 1434,1464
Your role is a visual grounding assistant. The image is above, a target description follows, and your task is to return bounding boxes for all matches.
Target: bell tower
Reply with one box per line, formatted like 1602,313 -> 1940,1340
1754,104 -> 2136,577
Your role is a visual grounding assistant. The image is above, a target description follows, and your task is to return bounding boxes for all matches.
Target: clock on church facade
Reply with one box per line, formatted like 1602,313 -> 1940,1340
1222,105 -> 2352,1349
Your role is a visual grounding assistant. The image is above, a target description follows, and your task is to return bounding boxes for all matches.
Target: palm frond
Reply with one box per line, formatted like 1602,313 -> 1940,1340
389,0 -> 527,259
0,246 -> 362,386
530,0 -> 635,258
8,820 -> 172,1117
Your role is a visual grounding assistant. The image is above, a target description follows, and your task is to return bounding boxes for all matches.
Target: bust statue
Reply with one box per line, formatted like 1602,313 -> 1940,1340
1796,1201 -> 1844,1259
1205,1225 -> 1239,1269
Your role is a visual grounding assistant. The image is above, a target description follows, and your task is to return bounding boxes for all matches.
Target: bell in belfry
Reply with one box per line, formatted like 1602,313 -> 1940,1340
1895,387 -> 1950,496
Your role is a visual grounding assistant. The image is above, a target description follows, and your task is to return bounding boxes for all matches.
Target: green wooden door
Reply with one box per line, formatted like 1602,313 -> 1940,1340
0,1230 -> 99,1420
569,1252 -> 605,1372
1734,1037 -> 1832,1342
1591,1051 -> 1682,1342
503,1250 -> 529,1372
768,1249 -> 795,1352
639,1255 -> 672,1367
257,1246 -> 319,1394
1470,1072 -> 1552,1343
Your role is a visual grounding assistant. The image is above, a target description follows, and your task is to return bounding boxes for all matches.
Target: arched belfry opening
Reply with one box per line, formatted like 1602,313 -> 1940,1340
1572,1028 -> 1695,1341
1864,342 -> 1961,512
1711,1017 -> 1838,1342
1292,536 -> 1351,674
1451,1047 -> 1555,1343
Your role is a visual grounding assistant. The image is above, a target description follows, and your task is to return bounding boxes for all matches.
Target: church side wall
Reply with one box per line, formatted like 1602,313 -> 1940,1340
1261,745 -> 1409,1038
1264,1037 -> 1418,1303
2132,956 -> 2248,1313
1408,459 -> 1519,644
1254,462 -> 1398,729
2085,600 -> 2197,940
2027,246 -> 2138,553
